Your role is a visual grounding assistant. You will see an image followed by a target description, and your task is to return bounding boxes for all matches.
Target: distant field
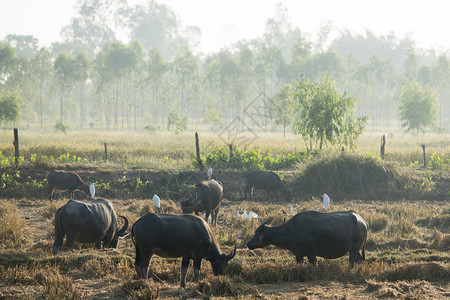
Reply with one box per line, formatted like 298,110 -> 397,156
1,129 -> 450,170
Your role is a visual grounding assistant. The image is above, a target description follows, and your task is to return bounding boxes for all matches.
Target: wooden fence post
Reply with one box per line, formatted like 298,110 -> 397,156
13,128 -> 19,168
421,144 -> 426,168
228,144 -> 233,167
104,143 -> 108,162
380,135 -> 386,160
195,132 -> 204,171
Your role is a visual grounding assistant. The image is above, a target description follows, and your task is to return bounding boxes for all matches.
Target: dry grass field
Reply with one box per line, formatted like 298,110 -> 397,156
0,196 -> 449,299
0,130 -> 449,299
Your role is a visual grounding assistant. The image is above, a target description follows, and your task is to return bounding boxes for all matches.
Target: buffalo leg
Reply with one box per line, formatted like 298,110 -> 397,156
193,257 -> 202,283
295,255 -> 304,264
48,186 -> 54,201
307,254 -> 317,265
95,242 -> 102,249
204,211 -> 211,224
63,232 -> 79,252
137,252 -> 152,280
180,257 -> 190,287
53,230 -> 64,255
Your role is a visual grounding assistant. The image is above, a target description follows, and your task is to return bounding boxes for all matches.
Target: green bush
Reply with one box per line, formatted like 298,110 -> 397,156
200,146 -> 310,170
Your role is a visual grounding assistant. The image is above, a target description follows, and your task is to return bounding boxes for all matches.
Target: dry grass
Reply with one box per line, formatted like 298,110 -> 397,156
0,197 -> 448,299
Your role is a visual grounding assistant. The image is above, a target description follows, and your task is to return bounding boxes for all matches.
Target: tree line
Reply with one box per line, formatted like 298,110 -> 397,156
0,0 -> 448,135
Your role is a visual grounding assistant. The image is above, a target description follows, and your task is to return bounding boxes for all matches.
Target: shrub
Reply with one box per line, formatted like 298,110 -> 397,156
293,153 -> 401,200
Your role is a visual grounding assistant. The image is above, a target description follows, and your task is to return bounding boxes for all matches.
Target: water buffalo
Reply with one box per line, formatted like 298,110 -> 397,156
47,171 -> 90,201
132,213 -> 236,287
181,180 -> 223,225
247,210 -> 368,267
53,198 -> 129,254
244,170 -> 292,201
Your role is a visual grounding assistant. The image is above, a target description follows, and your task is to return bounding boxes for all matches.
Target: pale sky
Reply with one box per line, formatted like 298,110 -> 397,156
0,0 -> 448,53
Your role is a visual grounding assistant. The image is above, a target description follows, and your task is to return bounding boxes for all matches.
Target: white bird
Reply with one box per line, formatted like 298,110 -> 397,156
202,213 -> 212,222
207,168 -> 213,180
89,183 -> 95,199
241,209 -> 250,220
248,211 -> 259,219
236,211 -> 241,218
322,194 -> 330,211
153,194 -> 161,208
289,204 -> 294,215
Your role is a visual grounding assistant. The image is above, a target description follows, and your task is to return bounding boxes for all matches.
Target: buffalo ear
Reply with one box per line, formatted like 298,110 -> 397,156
227,245 -> 237,261
257,232 -> 265,243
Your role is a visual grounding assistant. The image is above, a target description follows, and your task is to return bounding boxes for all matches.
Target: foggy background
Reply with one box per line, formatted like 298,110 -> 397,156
0,0 -> 449,133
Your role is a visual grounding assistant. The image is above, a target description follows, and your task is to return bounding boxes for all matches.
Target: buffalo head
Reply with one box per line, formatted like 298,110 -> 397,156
210,245 -> 237,275
109,215 -> 129,248
247,219 -> 272,250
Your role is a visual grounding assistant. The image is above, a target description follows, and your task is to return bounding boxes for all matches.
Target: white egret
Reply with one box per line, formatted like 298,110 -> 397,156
89,183 -> 95,199
289,204 -> 294,215
241,210 -> 250,220
248,211 -> 259,219
153,194 -> 161,208
322,194 -> 330,211
207,168 -> 213,180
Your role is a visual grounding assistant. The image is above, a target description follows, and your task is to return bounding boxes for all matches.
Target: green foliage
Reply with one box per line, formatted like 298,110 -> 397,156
272,84 -> 296,137
0,92 -> 22,128
56,152 -> 89,164
398,82 -> 438,136
292,76 -> 367,150
143,125 -> 156,133
0,171 -> 20,188
167,109 -> 188,134
428,153 -> 446,170
54,120 -> 70,134
201,146 -> 310,170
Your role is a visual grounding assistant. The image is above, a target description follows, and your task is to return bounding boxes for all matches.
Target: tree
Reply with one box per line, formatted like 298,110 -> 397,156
3,34 -> 39,57
0,92 -> 22,128
398,82 -> 437,136
272,84 -> 295,138
293,76 -> 367,151
60,0 -> 124,57
167,108 -> 187,134
53,52 -> 77,121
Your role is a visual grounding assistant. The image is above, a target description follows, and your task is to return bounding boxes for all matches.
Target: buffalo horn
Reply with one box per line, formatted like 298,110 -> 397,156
118,215 -> 129,236
227,245 -> 237,261
256,219 -> 271,231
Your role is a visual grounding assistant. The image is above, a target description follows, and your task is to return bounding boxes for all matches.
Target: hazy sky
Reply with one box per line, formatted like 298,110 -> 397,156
0,0 -> 448,53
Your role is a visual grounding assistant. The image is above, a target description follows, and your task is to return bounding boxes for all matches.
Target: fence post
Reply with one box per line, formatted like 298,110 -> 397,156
195,132 -> 204,171
380,135 -> 386,160
13,128 -> 19,168
228,144 -> 233,167
104,143 -> 108,162
421,144 -> 426,168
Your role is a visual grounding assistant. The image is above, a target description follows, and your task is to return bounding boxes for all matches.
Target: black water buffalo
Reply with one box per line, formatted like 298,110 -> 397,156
132,213 -> 236,287
53,198 -> 129,254
244,170 -> 292,201
181,179 -> 223,225
247,210 -> 368,267
47,171 -> 90,201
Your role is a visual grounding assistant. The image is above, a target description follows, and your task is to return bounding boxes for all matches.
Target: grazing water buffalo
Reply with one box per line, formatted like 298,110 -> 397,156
47,171 -> 90,200
181,180 -> 223,225
244,170 -> 292,201
53,198 -> 129,254
247,210 -> 368,267
132,213 -> 236,287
